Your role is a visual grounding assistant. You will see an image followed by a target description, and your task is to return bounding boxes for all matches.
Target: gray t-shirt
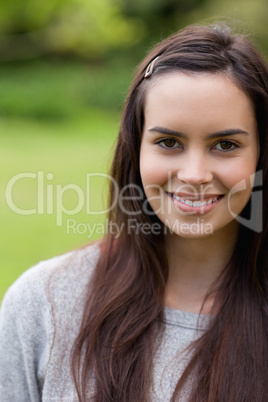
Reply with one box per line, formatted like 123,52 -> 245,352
0,243 -> 209,401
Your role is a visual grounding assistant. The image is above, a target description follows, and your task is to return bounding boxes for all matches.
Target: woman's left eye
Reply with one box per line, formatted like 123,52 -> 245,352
213,140 -> 239,152
157,138 -> 181,149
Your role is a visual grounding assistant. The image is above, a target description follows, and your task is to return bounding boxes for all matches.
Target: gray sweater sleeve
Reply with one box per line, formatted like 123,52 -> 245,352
0,245 -> 99,402
0,262 -> 54,402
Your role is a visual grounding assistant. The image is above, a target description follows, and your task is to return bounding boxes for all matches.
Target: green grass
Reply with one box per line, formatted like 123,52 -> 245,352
0,110 -> 120,300
0,57 -> 136,301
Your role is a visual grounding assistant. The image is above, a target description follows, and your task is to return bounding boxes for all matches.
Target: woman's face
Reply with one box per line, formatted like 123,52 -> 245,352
139,73 -> 259,238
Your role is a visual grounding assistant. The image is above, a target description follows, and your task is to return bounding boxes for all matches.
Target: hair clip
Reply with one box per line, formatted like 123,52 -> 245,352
144,56 -> 160,78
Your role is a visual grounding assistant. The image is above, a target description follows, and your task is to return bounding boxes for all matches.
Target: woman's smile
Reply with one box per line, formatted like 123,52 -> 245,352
167,192 -> 224,214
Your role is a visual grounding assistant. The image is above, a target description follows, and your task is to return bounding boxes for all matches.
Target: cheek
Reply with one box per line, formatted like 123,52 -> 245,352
141,168 -> 168,188
221,162 -> 257,216
219,161 -> 256,191
140,154 -> 170,187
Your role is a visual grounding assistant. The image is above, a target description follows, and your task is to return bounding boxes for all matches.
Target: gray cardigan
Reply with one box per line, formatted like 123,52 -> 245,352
0,243 -> 209,401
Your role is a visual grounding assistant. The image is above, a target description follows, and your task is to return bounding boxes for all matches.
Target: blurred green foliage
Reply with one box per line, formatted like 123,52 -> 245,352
0,58 -> 132,120
0,0 -> 267,62
0,0 -> 211,61
0,0 -> 145,60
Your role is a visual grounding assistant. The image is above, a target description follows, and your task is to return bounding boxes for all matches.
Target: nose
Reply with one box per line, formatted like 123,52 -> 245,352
176,151 -> 213,185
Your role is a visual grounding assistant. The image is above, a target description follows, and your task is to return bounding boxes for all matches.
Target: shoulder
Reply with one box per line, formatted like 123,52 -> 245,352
0,241 -> 101,331
0,242 -> 100,401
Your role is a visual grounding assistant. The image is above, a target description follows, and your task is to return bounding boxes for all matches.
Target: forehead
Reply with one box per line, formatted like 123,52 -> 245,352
143,72 -> 256,134
144,72 -> 253,111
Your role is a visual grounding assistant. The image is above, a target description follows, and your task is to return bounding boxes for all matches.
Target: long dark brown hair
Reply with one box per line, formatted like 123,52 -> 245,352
71,24 -> 268,401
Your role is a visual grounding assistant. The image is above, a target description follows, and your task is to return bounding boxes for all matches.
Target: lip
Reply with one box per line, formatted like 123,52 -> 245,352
170,192 -> 222,200
168,192 -> 224,214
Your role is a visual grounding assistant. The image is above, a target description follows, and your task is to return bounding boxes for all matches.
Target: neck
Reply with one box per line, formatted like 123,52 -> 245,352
164,221 -> 239,314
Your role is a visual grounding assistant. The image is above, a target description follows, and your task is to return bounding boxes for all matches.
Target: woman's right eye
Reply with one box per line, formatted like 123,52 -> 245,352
157,138 -> 182,149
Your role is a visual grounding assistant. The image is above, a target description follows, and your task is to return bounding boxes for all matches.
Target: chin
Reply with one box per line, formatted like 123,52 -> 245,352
161,218 -> 214,238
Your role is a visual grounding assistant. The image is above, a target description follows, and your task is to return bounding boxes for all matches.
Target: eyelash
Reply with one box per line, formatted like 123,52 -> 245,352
156,138 -> 240,153
212,140 -> 239,153
156,138 -> 182,149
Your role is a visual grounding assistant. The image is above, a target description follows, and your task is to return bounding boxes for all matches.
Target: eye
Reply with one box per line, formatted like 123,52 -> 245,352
157,138 -> 181,149
213,140 -> 239,152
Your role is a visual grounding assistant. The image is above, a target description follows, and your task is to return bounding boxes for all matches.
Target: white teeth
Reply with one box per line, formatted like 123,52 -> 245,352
172,194 -> 220,207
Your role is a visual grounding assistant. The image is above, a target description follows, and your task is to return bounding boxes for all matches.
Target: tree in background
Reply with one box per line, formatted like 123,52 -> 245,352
0,0 -> 145,61
1,0 -> 267,62
0,0 -> 210,62
123,0 -> 207,39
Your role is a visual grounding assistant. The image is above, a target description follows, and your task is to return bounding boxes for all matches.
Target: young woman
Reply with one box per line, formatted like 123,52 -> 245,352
1,23 -> 268,402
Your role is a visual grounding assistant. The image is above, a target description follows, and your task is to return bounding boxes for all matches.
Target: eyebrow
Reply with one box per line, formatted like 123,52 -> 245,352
148,126 -> 249,139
